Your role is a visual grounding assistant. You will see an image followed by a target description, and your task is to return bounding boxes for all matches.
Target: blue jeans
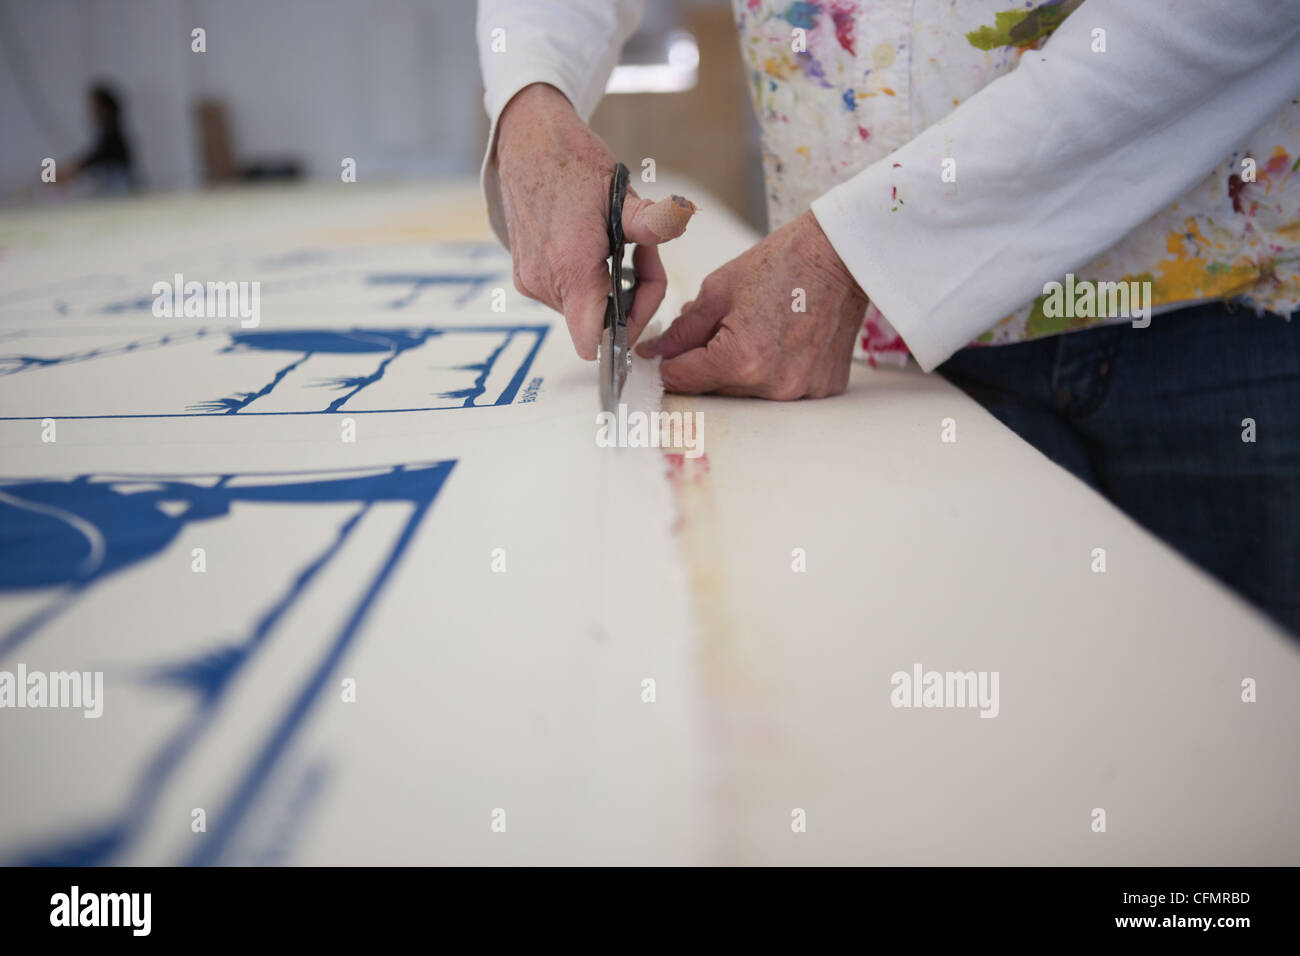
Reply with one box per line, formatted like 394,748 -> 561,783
938,301 -> 1300,637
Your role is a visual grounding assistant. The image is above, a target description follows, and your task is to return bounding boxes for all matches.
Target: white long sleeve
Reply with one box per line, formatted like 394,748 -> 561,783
810,0 -> 1300,371
476,0 -> 645,246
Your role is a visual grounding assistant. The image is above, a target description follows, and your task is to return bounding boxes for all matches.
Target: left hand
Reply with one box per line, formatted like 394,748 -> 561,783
636,211 -> 869,399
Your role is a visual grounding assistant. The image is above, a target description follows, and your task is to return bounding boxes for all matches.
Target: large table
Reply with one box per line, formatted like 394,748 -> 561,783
0,180 -> 1296,864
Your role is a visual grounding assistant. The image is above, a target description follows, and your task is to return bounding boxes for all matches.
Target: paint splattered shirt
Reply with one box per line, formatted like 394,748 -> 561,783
737,0 -> 1300,369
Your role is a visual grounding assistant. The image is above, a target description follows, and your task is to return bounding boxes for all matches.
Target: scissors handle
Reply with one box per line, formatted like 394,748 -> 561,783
608,162 -> 629,248
607,162 -> 637,318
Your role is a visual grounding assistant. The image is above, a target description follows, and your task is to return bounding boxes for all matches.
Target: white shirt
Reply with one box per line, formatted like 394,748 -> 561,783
477,0 -> 1300,371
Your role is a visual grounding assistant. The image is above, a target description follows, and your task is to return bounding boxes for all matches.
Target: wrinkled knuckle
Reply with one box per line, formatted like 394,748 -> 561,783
735,355 -> 763,385
553,257 -> 592,300
776,368 -> 810,400
661,366 -> 689,393
726,341 -> 760,382
773,380 -> 804,401
700,274 -> 727,300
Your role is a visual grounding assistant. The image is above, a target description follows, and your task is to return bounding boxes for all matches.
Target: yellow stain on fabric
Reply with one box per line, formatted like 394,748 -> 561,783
1262,146 -> 1295,192
1147,217 -> 1258,302
872,42 -> 897,70
319,202 -> 492,243
660,449 -> 741,692
659,396 -> 748,862
763,55 -> 796,81
1021,217 -> 1260,338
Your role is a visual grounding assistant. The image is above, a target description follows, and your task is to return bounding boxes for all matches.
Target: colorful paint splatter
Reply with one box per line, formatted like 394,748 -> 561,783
734,0 -> 1300,363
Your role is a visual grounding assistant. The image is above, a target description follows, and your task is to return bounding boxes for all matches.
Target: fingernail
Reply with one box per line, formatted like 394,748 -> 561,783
643,195 -> 697,241
636,336 -> 661,357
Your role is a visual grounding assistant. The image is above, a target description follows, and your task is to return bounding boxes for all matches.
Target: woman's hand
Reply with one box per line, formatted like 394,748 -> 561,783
638,212 -> 868,399
496,83 -> 693,359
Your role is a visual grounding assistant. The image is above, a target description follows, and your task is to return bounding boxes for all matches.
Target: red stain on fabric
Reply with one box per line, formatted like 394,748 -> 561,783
859,304 -> 909,364
830,0 -> 857,55
1228,173 -> 1246,214
663,452 -> 710,486
663,451 -> 712,534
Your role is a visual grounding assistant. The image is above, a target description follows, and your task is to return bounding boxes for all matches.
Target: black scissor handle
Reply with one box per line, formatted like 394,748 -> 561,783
606,162 -> 637,329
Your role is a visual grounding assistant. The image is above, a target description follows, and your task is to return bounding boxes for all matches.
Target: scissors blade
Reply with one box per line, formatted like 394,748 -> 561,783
600,163 -> 635,414
600,289 -> 633,415
599,322 -> 619,414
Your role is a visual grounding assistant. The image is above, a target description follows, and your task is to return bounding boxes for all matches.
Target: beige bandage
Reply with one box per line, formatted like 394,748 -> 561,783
642,195 -> 697,241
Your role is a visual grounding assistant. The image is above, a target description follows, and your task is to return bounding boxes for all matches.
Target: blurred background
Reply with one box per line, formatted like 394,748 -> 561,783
0,0 -> 767,229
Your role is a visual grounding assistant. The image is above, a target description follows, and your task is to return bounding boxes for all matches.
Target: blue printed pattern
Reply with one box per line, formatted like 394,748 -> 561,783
0,462 -> 455,865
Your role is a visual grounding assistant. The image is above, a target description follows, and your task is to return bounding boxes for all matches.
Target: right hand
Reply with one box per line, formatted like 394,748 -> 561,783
495,83 -> 691,360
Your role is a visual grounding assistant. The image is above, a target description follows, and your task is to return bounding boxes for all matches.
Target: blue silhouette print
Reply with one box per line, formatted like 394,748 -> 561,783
0,461 -> 455,865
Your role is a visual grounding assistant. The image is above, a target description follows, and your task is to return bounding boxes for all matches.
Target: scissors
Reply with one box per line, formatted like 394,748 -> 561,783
599,162 -> 637,413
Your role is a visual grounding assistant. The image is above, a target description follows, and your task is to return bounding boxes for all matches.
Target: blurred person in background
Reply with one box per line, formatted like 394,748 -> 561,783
64,82 -> 136,195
